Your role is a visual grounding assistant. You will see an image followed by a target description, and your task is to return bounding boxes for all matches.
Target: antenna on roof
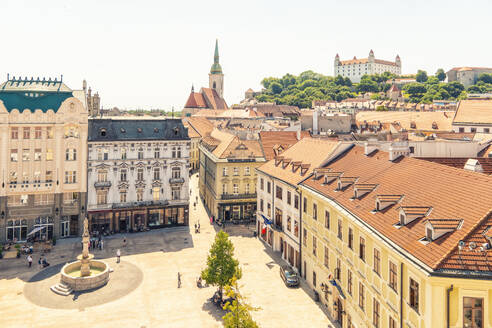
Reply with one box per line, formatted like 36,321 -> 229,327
7,73 -> 9,80
60,74 -> 63,82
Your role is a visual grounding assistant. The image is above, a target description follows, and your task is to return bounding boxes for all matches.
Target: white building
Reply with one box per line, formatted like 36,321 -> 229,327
256,138 -> 352,272
334,50 -> 401,83
87,118 -> 190,233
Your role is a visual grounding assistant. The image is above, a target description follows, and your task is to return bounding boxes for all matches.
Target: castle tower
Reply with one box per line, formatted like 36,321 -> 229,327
395,54 -> 401,67
334,54 -> 340,76
209,39 -> 224,98
368,49 -> 375,63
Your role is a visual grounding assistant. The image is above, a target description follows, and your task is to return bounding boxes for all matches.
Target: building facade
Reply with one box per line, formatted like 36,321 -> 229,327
256,138 -> 350,273
334,50 -> 401,83
87,118 -> 190,233
299,144 -> 492,328
447,67 -> 492,87
199,129 -> 265,223
452,99 -> 492,134
0,76 -> 88,243
182,117 -> 215,172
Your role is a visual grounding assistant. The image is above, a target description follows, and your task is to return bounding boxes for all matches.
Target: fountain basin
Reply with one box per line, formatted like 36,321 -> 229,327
60,260 -> 110,291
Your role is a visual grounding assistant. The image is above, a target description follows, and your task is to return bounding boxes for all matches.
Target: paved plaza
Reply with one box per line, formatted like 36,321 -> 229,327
0,174 -> 332,328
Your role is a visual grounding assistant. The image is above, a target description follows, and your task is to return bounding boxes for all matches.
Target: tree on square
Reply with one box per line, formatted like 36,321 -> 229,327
222,276 -> 260,328
201,230 -> 242,300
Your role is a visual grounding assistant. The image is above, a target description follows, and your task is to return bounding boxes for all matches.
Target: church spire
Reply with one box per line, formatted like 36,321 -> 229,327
210,39 -> 223,75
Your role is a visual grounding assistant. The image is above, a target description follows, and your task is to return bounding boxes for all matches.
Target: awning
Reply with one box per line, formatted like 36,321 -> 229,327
27,226 -> 46,236
261,214 -> 272,225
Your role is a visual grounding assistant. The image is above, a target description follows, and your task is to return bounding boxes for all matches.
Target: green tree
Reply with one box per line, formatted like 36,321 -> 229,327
435,69 -> 446,82
201,231 -> 242,300
403,82 -> 427,102
416,70 -> 428,83
222,276 -> 260,328
477,73 -> 492,84
270,82 -> 283,94
441,81 -> 465,98
356,79 -> 378,93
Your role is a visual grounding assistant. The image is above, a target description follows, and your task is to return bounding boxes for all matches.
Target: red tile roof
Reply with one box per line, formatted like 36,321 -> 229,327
301,146 -> 492,273
201,87 -> 228,110
259,131 -> 311,160
184,92 -> 207,108
418,157 -> 492,175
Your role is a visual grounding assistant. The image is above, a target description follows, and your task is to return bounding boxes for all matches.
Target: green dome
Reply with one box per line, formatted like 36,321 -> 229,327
210,62 -> 222,74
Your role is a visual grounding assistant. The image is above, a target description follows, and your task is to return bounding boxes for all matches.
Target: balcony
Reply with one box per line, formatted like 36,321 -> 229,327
94,181 -> 112,188
169,177 -> 185,184
221,193 -> 257,200
112,200 -> 169,209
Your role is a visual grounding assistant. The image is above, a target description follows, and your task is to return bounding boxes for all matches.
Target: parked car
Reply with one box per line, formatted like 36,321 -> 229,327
279,265 -> 299,287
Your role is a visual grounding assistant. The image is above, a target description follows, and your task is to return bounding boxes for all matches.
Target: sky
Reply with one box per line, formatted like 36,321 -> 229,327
1,0 -> 491,110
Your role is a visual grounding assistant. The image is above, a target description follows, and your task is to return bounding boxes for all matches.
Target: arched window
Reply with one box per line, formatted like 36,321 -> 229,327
213,81 -> 217,89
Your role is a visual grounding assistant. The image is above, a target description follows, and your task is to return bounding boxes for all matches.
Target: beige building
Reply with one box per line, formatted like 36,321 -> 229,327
447,67 -> 492,87
452,99 -> 492,133
335,50 -> 401,83
0,76 -> 88,242
182,117 -> 214,171
199,129 -> 265,222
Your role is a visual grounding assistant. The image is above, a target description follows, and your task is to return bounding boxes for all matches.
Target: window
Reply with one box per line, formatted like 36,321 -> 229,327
136,188 -> 144,201
137,168 -> 144,181
65,171 -> 76,184
287,191 -> 291,205
120,169 -> 127,182
336,258 -> 341,280
138,149 -> 144,159
245,184 -> 250,194
47,127 -> 53,139
153,187 -> 160,201
46,148 -> 53,161
347,270 -> 353,295
233,167 -> 239,176
374,249 -> 381,275
172,186 -> 180,200
313,203 -> 318,220
373,298 -> 380,328
303,228 -> 307,246
23,127 -> 30,139
463,297 -> 483,328
22,172 -> 28,184
98,170 -> 108,182
324,210 -> 330,229
471,127 -> 477,133
6,219 -> 27,241
303,197 -> 307,213
37,194 -> 55,205
34,149 -> 42,161
286,216 -> 291,232
267,203 -> 271,217
46,171 -> 53,182
245,167 -> 250,175
260,178 -> 264,190
267,181 -> 271,193
409,279 -> 419,312
359,283 -> 365,311
484,128 -> 490,133
312,236 -> 317,256
233,184 -> 239,195
276,186 -> 282,200
9,172 -> 17,184
337,218 -> 343,239
348,228 -> 353,250
35,127 -> 42,139
153,167 -> 160,180
389,316 -> 396,328
154,148 -> 160,159
359,237 -> 366,261
11,127 -> 18,139
120,191 -> 127,203
65,148 -> 76,161
324,246 -> 329,268
172,167 -> 181,179
223,167 -> 228,176
10,149 -> 18,162
260,199 -> 264,212
97,190 -> 107,204
223,184 -> 228,194
389,261 -> 397,292
294,221 -> 299,237
121,148 -> 127,159
294,195 -> 299,209
23,149 -> 30,161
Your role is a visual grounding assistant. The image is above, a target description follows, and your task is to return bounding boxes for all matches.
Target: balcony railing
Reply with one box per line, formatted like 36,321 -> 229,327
94,181 -> 112,188
221,193 -> 257,200
112,200 -> 169,209
169,177 -> 185,184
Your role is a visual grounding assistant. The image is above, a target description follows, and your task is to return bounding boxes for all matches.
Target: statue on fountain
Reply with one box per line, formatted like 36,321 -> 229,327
79,217 -> 94,277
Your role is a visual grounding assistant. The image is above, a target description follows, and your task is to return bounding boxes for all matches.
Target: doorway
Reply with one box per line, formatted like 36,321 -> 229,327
61,221 -> 70,237
335,298 -> 343,326
69,215 -> 79,236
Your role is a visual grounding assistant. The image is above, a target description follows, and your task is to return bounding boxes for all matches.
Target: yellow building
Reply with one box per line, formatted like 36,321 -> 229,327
183,117 -> 214,171
199,129 -> 265,222
298,144 -> 492,328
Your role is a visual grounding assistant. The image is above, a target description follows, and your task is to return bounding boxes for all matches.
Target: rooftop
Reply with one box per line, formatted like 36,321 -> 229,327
356,111 -> 454,131
259,131 -> 311,161
453,99 -> 492,125
201,128 -> 264,159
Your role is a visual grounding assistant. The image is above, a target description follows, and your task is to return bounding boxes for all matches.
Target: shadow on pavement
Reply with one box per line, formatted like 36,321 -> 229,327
202,298 -> 226,322
27,263 -> 65,282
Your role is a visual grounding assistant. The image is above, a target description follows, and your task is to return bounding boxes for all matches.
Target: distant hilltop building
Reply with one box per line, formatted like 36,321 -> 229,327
334,50 -> 401,83
446,67 -> 492,87
82,80 -> 100,117
183,40 -> 228,117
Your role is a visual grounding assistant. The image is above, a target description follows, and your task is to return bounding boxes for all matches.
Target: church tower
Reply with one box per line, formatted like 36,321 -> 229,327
209,39 -> 224,98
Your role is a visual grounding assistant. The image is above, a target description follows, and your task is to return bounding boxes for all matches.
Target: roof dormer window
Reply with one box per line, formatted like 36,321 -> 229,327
424,219 -> 463,242
100,128 -> 107,137
399,206 -> 431,225
353,183 -> 378,199
282,158 -> 291,169
337,177 -> 358,191
374,194 -> 403,212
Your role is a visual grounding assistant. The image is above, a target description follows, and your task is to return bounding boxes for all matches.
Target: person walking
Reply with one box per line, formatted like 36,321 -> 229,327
27,255 -> 32,268
198,222 -> 200,233
116,249 -> 121,263
100,239 -> 104,250
177,272 -> 181,288
38,257 -> 42,269
123,237 -> 127,247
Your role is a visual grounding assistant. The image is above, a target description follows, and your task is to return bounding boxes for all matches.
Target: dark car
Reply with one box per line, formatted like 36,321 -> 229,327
279,265 -> 300,287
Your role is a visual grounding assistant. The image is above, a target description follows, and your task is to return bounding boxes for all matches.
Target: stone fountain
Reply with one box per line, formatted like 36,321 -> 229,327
51,218 -> 110,295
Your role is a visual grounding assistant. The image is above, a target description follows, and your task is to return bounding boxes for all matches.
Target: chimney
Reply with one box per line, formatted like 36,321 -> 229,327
388,141 -> 409,161
313,110 -> 319,135
364,141 -> 378,156
296,129 -> 301,141
464,159 -> 484,173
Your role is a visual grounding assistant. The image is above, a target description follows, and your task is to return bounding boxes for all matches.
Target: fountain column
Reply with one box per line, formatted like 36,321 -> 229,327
79,217 -> 93,277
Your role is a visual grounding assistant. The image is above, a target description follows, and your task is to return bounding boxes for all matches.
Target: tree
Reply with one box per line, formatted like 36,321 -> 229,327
435,68 -> 446,82
403,82 -> 427,102
222,276 -> 260,328
201,231 -> 242,300
270,82 -> 283,94
416,70 -> 428,83
356,79 -> 378,93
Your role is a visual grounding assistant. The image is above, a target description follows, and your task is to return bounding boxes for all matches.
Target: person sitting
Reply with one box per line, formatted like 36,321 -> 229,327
42,258 -> 50,267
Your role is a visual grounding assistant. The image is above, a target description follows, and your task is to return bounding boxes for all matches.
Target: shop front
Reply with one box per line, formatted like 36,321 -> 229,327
218,202 -> 256,222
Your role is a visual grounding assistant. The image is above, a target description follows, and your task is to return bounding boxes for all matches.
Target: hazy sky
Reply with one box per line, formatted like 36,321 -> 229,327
1,0 -> 491,109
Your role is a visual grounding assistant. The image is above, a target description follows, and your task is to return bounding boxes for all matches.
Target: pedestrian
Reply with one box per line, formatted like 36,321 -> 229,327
116,249 -> 121,263
38,257 -> 42,269
198,223 -> 200,233
194,223 -> 197,233
123,237 -> 127,247
27,255 -> 32,268
101,239 -> 104,250
178,272 -> 181,288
